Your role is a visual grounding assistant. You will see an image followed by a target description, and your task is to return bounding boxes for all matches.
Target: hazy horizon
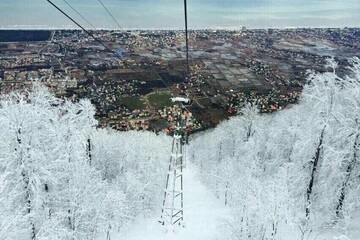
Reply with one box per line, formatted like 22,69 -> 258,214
0,0 -> 359,30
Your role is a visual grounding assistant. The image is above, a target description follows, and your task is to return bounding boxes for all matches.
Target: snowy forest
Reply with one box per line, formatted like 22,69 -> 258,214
0,58 -> 360,239
190,58 -> 360,239
0,84 -> 171,239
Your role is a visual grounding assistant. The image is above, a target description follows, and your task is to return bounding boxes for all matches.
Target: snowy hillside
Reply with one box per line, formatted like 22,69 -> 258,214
0,57 -> 360,239
189,57 -> 360,240
0,84 -> 171,239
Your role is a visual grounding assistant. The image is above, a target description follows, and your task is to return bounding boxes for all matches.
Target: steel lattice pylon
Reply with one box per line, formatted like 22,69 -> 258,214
159,131 -> 184,226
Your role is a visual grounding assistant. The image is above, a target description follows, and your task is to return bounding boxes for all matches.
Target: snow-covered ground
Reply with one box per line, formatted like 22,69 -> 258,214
120,163 -> 230,240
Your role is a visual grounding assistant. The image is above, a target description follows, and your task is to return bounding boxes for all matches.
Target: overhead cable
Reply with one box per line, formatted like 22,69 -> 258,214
46,0 -> 187,104
183,0 -> 189,76
46,0 -> 120,57
62,0 -> 97,29
97,0 -> 124,31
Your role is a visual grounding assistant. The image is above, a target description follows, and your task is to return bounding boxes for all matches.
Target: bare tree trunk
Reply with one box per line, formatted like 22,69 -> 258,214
22,170 -> 36,240
246,122 -> 253,141
224,181 -> 229,206
336,132 -> 359,218
215,142 -> 222,199
240,205 -> 245,234
306,126 -> 326,219
271,221 -> 278,239
87,138 -> 92,165
106,224 -> 112,240
16,128 -> 36,239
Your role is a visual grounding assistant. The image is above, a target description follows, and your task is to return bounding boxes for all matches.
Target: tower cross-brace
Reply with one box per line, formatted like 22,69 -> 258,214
160,128 -> 184,226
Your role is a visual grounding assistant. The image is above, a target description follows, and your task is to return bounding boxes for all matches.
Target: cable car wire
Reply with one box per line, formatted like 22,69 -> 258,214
97,0 -> 124,31
46,0 -> 173,94
61,0 -> 97,29
183,0 -> 189,77
46,0 -> 191,112
46,0 -> 119,57
95,0 -> 176,94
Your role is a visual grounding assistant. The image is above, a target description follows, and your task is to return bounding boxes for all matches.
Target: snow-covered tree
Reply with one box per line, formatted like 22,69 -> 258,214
0,84 -> 64,239
0,82 -> 172,239
190,57 -> 360,239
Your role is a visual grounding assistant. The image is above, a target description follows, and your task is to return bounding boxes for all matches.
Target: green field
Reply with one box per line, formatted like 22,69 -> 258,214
121,96 -> 146,110
148,92 -> 173,109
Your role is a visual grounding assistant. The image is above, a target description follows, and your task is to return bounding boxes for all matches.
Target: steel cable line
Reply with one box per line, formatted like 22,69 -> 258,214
97,0 -> 124,31
46,0 -> 190,112
46,0 -> 194,144
46,0 -> 175,107
95,0 -> 193,116
183,0 -> 189,76
95,0 -> 178,99
61,0 -> 97,29
46,0 -> 119,57
46,0 -> 131,86
46,0 -> 165,85
95,0 -> 179,95
96,0 -> 190,96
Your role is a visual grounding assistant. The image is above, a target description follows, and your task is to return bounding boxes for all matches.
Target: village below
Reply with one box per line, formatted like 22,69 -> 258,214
1,28 -> 359,133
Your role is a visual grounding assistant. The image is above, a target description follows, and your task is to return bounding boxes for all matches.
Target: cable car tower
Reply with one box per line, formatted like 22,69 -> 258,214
159,0 -> 190,227
159,104 -> 185,227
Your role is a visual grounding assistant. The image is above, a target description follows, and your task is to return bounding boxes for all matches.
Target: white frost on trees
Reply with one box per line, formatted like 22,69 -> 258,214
189,57 -> 360,239
0,83 -> 171,240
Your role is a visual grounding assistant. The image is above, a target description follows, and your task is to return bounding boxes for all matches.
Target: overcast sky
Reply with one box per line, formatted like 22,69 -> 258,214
0,0 -> 359,29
